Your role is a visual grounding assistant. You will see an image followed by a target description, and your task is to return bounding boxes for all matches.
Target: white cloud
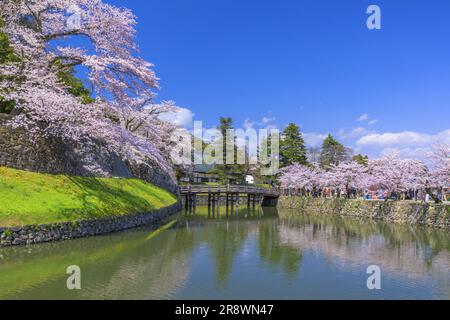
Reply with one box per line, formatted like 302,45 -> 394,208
239,116 -> 277,131
357,114 -> 369,122
355,129 -> 450,160
160,107 -> 195,128
352,127 -> 368,135
357,114 -> 378,126
339,127 -> 374,140
303,132 -> 328,147
261,116 -> 276,125
243,118 -> 255,130
356,130 -> 450,147
241,117 -> 278,131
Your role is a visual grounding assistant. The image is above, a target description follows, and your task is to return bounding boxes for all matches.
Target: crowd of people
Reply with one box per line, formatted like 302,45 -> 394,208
279,147 -> 450,203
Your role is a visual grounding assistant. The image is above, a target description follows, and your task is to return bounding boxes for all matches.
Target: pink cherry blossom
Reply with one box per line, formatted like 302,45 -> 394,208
0,0 -> 185,174
280,149 -> 449,201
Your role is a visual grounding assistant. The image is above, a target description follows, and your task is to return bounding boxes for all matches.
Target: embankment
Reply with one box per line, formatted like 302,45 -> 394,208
277,196 -> 450,229
0,167 -> 182,247
0,202 -> 182,247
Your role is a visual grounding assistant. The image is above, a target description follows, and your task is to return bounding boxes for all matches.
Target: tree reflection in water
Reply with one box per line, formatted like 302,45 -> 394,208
1,206 -> 449,299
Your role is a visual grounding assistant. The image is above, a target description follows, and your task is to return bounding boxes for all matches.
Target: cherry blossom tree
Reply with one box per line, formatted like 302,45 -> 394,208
327,162 -> 368,198
279,164 -> 325,196
402,159 -> 429,200
279,164 -> 309,191
427,144 -> 450,201
0,0 -> 183,174
279,151 -> 443,202
368,153 -> 431,200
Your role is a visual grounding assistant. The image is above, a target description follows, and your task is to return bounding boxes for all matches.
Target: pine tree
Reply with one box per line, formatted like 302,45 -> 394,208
280,123 -> 308,167
0,21 -> 19,114
209,117 -> 249,184
1,20 -> 93,113
219,117 -> 233,166
255,133 -> 276,183
352,154 -> 369,166
320,134 -> 350,169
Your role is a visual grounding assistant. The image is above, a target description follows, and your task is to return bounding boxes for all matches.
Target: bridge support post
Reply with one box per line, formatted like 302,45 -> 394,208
226,193 -> 229,208
180,185 -> 280,210
208,191 -> 211,210
217,190 -> 221,208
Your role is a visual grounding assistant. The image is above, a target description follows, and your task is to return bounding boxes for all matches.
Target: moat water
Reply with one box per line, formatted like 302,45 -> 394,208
1,206 -> 449,300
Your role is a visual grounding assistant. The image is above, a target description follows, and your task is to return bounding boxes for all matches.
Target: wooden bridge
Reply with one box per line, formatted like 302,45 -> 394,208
179,185 -> 280,208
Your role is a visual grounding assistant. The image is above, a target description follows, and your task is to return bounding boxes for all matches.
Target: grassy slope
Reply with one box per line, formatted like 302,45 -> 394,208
0,167 -> 178,227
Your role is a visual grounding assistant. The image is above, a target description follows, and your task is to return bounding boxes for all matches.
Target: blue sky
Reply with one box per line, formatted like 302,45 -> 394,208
103,0 -> 450,158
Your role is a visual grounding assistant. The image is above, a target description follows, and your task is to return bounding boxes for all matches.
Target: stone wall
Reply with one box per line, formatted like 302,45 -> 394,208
278,196 -> 450,229
0,114 -> 178,193
0,202 -> 182,247
0,114 -> 81,174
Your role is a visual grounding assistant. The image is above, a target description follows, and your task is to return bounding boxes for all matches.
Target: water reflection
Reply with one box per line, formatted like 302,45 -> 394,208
0,207 -> 449,300
279,212 -> 450,283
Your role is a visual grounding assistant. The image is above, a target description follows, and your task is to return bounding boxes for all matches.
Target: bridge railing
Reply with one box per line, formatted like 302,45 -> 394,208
179,185 -> 279,196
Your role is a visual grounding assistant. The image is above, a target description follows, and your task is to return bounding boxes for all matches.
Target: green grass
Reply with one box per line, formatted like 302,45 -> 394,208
0,167 -> 178,227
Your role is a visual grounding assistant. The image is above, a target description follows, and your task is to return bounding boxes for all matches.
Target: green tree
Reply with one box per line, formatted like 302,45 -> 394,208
210,117 -> 234,183
0,33 -> 17,64
280,123 -> 308,167
54,60 -> 95,105
0,97 -> 15,114
209,117 -> 250,184
320,134 -> 351,169
255,133 -> 276,184
1,20 -> 94,114
0,22 -> 20,114
352,154 -> 369,166
219,117 -> 233,166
